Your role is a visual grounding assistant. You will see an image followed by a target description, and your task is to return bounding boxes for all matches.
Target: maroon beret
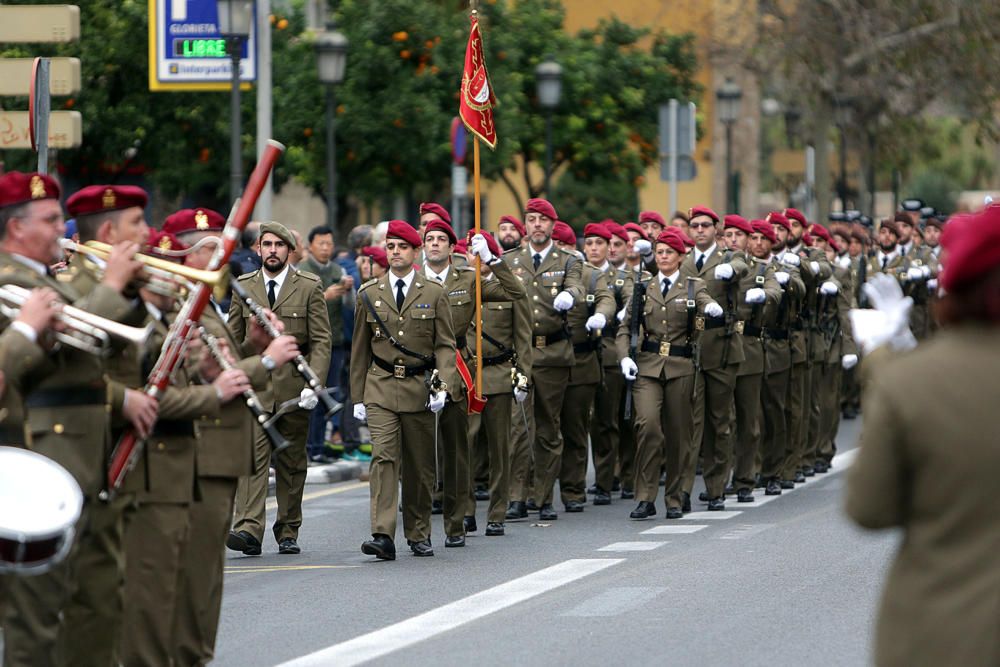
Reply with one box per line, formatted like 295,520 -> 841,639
360,245 -> 388,269
750,220 -> 776,243
893,211 -> 914,226
604,221 -> 629,243
623,222 -> 649,241
424,219 -> 457,245
809,223 -> 832,244
454,239 -> 468,255
583,223 -> 611,241
766,211 -> 792,232
66,184 -> 147,218
850,224 -> 870,244
498,215 -> 526,237
638,211 -> 666,227
0,171 -> 60,209
940,205 -> 1000,292
924,216 -> 946,231
655,229 -> 687,254
664,226 -> 695,248
878,219 -> 900,238
723,214 -> 753,235
162,207 -> 225,236
802,231 -> 814,247
783,208 -> 808,226
472,231 -> 502,258
552,221 -> 577,246
419,202 -> 451,224
525,198 -> 558,221
146,229 -> 188,260
386,220 -> 422,248
688,205 -> 719,223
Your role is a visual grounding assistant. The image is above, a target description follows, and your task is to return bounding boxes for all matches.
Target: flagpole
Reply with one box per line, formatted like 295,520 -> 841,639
473,129 -> 484,400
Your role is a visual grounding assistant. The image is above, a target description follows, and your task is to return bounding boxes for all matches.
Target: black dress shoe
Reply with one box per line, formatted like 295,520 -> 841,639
842,407 -> 858,420
612,478 -> 622,493
802,466 -> 815,478
485,522 -> 505,536
707,497 -> 725,511
765,479 -> 782,495
814,460 -> 830,473
698,491 -> 710,502
278,538 -> 301,554
620,488 -> 635,500
526,499 -> 539,512
754,474 -> 764,489
586,483 -> 599,495
682,492 -> 692,513
564,500 -> 585,513
445,535 -> 465,548
593,491 -> 611,506
463,516 -> 478,533
724,483 -> 736,495
736,488 -> 755,503
659,471 -> 667,486
361,534 -> 396,560
409,539 -> 434,557
538,504 -> 558,521
665,507 -> 683,519
431,499 -> 444,514
474,487 -> 490,501
505,501 -> 527,520
794,470 -> 806,484
226,530 -> 262,556
629,501 -> 656,520
780,479 -> 795,489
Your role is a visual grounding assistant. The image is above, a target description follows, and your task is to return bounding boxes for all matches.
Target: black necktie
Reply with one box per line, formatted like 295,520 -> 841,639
695,254 -> 704,272
267,280 -> 277,307
882,256 -> 888,270
661,278 -> 671,297
533,253 -> 541,270
396,279 -> 405,310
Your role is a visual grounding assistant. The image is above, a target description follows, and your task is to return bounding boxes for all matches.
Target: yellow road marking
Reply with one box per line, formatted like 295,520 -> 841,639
225,565 -> 361,574
265,480 -> 368,511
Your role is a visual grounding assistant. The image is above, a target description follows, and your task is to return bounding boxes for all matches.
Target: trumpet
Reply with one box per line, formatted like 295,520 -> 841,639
60,239 -> 226,293
0,284 -> 154,355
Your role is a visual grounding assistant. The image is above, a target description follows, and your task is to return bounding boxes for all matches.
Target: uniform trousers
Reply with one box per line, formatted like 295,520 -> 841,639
732,371 -> 764,490
559,376 -> 597,505
232,409 -> 310,544
841,365 -> 861,414
781,361 -> 809,480
802,361 -> 825,469
529,365 -> 571,507
760,367 -> 791,480
698,364 -> 739,498
818,362 -> 842,464
466,392 -> 514,523
680,373 -> 705,495
632,373 -> 696,509
439,398 -> 471,537
507,385 -> 535,503
590,364 -> 624,493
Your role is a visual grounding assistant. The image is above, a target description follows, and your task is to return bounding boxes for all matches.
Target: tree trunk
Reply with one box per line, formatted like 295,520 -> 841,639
813,102 -> 833,223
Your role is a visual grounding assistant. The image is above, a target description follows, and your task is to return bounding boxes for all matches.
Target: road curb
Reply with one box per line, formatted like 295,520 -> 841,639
267,461 -> 364,496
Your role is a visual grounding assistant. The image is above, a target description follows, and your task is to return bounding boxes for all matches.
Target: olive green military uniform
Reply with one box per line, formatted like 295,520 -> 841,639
558,263 -> 615,508
502,244 -> 585,512
898,242 -> 938,340
678,246 -> 749,500
840,253 -> 870,417
616,273 -> 713,510
0,252 -> 134,667
814,264 -> 857,467
423,260 -> 524,538
228,267 -> 331,546
351,272 -> 457,544
802,255 -> 839,473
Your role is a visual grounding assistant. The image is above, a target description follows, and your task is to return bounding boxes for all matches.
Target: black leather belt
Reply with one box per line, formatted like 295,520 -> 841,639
762,327 -> 789,341
372,356 -> 434,378
742,324 -> 764,338
573,340 -> 601,355
152,419 -> 196,438
455,335 -> 467,349
25,387 -> 105,409
640,339 -> 693,358
791,320 -> 806,331
0,424 -> 26,446
701,316 -> 727,331
532,329 -> 569,349
482,349 -> 515,366
601,329 -> 617,339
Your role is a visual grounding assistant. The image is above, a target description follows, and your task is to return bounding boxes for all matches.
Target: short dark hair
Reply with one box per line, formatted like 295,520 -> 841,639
75,210 -> 121,243
0,202 -> 29,240
308,225 -> 333,244
346,224 -> 373,251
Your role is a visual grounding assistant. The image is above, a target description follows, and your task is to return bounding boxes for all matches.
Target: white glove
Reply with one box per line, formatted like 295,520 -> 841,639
298,387 -> 319,410
553,291 -> 574,311
927,278 -> 938,292
841,354 -> 859,370
745,288 -> 766,304
632,239 -> 652,257
714,263 -> 734,280
850,274 -> 917,354
353,403 -> 367,421
705,302 -> 724,318
585,313 -> 607,331
837,255 -> 852,269
905,267 -> 925,281
620,357 -> 638,380
774,271 -> 790,285
514,387 -> 528,403
616,307 -> 627,323
779,252 -> 800,267
810,261 -> 821,274
470,233 -> 495,263
428,390 -> 447,413
820,281 -> 839,296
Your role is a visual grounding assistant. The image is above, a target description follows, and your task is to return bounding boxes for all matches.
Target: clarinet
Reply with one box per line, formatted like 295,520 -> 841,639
198,326 -> 290,452
229,278 -> 343,418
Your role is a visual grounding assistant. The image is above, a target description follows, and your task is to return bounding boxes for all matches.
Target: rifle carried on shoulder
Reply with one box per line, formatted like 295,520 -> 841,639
623,268 -> 646,420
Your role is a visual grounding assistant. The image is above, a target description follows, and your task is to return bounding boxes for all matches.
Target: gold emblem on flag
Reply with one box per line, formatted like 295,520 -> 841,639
195,210 -> 209,230
102,188 -> 116,208
30,176 -> 46,199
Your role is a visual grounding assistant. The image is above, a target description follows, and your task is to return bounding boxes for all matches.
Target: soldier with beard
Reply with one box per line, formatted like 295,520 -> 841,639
497,215 -> 526,251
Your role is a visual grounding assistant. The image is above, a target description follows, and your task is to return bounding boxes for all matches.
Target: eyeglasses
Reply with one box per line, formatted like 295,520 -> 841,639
689,222 -> 715,230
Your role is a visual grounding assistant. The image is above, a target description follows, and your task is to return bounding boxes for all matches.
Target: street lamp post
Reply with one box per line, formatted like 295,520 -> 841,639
217,0 -> 254,204
834,98 -> 854,211
716,77 -> 742,214
535,56 -> 562,198
316,19 -> 348,236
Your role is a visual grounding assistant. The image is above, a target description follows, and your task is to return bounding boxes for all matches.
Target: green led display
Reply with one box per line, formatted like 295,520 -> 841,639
172,38 -> 228,58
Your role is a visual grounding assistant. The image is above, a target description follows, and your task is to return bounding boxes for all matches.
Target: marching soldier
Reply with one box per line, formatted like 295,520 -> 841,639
501,199 -> 586,521
227,222 -> 332,556
623,223 -> 649,273
496,214 -> 526,251
638,210 -> 667,242
352,221 -> 457,559
617,229 -> 717,519
892,211 -> 938,339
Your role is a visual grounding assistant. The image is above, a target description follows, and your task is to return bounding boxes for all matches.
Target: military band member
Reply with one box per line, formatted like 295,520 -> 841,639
227,222 -> 332,556
618,229 -> 717,519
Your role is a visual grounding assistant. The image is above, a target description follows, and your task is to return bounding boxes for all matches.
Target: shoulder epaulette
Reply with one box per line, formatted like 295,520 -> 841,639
295,269 -> 320,282
358,278 -> 378,291
502,247 -> 521,256
237,269 -> 259,282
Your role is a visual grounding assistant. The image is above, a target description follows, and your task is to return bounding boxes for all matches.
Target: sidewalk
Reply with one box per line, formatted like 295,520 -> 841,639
267,459 -> 366,496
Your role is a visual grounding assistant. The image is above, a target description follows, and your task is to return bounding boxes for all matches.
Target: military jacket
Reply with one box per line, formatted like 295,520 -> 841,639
678,246 -> 749,370
762,260 -> 804,376
601,265 -> 650,368
471,279 -> 532,396
566,263 -> 615,386
735,258 -> 782,377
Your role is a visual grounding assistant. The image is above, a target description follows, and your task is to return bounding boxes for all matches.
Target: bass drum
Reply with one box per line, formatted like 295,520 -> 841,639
0,446 -> 83,575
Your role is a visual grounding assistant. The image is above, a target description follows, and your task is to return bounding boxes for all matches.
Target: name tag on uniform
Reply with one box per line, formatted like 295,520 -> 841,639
448,289 -> 469,297
541,270 -> 565,278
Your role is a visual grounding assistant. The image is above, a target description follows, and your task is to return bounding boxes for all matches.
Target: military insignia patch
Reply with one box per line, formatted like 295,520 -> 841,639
102,188 -> 116,208
30,176 -> 46,199
195,210 -> 209,230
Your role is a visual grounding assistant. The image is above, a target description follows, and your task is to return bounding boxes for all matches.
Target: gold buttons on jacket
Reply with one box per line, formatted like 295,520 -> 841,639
157,442 -> 166,451
53,424 -> 64,434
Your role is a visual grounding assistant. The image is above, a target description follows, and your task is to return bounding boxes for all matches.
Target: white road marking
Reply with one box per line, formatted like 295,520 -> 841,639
597,541 -> 669,552
640,524 -> 708,535
563,586 -> 668,617
717,523 -> 776,540
276,558 -> 624,667
681,511 -> 742,520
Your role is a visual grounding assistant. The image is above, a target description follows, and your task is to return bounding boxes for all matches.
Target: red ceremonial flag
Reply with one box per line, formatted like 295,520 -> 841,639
459,14 -> 497,149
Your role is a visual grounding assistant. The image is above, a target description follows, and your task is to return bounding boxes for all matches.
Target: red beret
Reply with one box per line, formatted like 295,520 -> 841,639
0,171 -> 60,209
454,239 -> 468,255
802,231 -> 814,247
850,224 -> 870,244
878,219 -> 900,237
893,211 -> 914,226
498,215 -> 526,237
386,220 -> 422,248
687,205 -> 719,223
552,221 -> 577,246
525,198 -> 558,221
655,230 -> 687,254
940,205 -> 1000,292
583,223 -> 611,241
783,208 -> 808,226
360,245 -> 388,269
750,220 -> 776,243
924,216 -> 946,231
419,202 -> 451,224
146,229 -> 188,260
809,224 -> 832,244
723,215 -> 753,235
603,221 -> 629,243
638,211 -> 666,227
766,211 -> 792,232
664,226 -> 695,248
162,207 -> 225,236
623,222 -> 649,241
66,185 -> 147,218
424,219 -> 457,245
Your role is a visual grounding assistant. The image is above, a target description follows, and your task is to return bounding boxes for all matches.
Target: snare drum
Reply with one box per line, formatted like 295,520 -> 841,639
0,446 -> 83,575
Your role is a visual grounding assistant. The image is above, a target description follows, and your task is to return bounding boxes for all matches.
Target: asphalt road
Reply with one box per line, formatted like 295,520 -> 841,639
214,417 -> 898,667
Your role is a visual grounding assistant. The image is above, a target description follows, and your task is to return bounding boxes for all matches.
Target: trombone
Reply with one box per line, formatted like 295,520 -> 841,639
0,284 -> 154,355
